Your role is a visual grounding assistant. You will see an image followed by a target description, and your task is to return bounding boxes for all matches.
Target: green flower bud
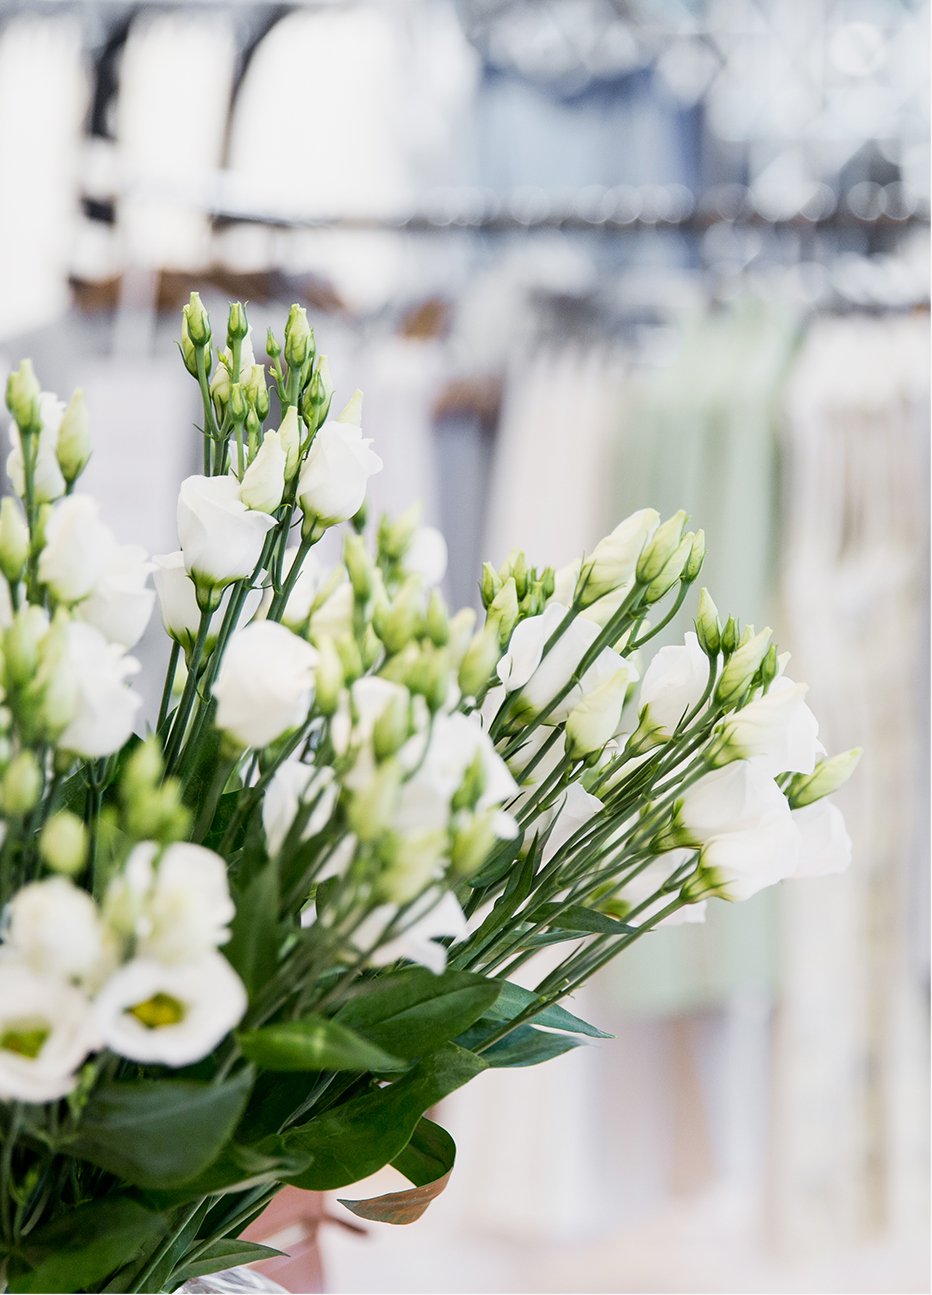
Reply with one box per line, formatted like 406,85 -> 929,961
715,626 -> 772,705
284,304 -> 312,370
39,810 -> 88,876
227,301 -> 248,345
787,748 -> 862,809
180,310 -> 199,377
266,327 -> 281,360
412,643 -> 451,713
458,623 -> 501,699
683,529 -> 705,583
121,738 -> 164,800
343,532 -> 373,600
0,498 -> 29,584
488,577 -> 519,647
377,828 -> 447,903
643,535 -> 693,604
373,578 -> 422,655
185,291 -> 211,346
6,359 -> 41,431
315,637 -> 344,715
450,811 -> 498,878
210,360 -> 231,412
635,510 -> 688,585
626,706 -> 669,756
425,590 -> 449,646
480,562 -> 501,609
302,355 -> 334,432
759,643 -> 779,688
4,606 -> 49,688
334,633 -> 363,684
372,691 -> 410,761
2,750 -> 41,815
507,551 -> 529,600
56,390 -> 92,485
348,759 -> 403,841
695,588 -> 721,656
452,749 -> 486,812
721,616 -> 740,656
378,504 -> 420,563
254,382 -> 270,422
539,566 -> 556,600
229,382 -> 248,423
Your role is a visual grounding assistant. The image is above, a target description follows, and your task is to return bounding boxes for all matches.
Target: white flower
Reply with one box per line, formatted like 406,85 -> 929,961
55,621 -> 141,758
793,801 -> 852,877
5,878 -> 114,987
309,582 -> 354,644
677,759 -> 789,845
699,813 -> 800,902
213,620 -> 318,748
297,419 -> 383,526
178,474 -> 276,589
105,842 -> 235,964
77,543 -> 154,649
152,551 -> 263,650
579,509 -> 660,603
639,632 -> 710,738
716,676 -> 823,777
0,964 -> 97,1102
497,601 -> 625,724
95,953 -> 247,1066
404,526 -> 448,586
542,780 -> 604,863
240,430 -> 286,513
7,392 -> 66,503
354,890 -> 468,975
331,676 -> 411,756
38,495 -> 116,604
565,665 -> 632,759
263,761 -> 338,856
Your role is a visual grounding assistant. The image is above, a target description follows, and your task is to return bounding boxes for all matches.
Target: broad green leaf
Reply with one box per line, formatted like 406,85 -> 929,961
482,1025 -> 584,1068
284,1043 -> 485,1190
171,1240 -> 284,1284
180,722 -> 222,811
227,859 -> 279,996
238,1016 -> 403,1073
8,1198 -> 165,1294
339,1118 -> 456,1225
335,968 -> 501,1059
68,1070 -> 253,1189
530,903 -> 637,936
146,1135 -> 312,1207
486,980 -> 612,1039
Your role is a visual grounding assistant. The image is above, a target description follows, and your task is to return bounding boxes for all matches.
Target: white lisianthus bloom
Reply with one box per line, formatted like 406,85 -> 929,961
95,953 -> 247,1066
297,419 -> 383,526
277,406 -> 302,480
152,551 -> 263,651
5,878 -> 115,987
239,430 -> 286,513
309,582 -> 354,644
677,759 -> 788,845
498,601 -> 625,724
0,964 -> 97,1102
565,665 -> 631,760
263,761 -> 338,856
55,622 -> 141,759
105,842 -> 236,964
542,780 -> 604,863
792,801 -> 852,877
331,676 -> 411,756
404,526 -> 448,586
578,508 -> 660,604
7,392 -> 66,503
178,474 -> 276,589
38,495 -> 116,604
639,632 -> 710,738
77,543 -> 154,649
615,853 -> 706,927
716,676 -> 823,777
698,813 -> 801,902
213,620 -> 318,748
354,890 -> 469,975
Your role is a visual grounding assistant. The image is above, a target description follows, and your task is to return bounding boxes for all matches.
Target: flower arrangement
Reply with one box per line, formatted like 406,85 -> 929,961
0,297 -> 859,1294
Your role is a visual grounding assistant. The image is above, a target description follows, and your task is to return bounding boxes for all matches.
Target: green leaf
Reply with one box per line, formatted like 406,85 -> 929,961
8,1198 -> 165,1294
226,859 -> 279,996
335,968 -> 501,1059
284,1043 -> 486,1190
339,1118 -> 457,1225
146,1135 -> 312,1207
180,723 -> 222,811
171,1240 -> 284,1284
486,980 -> 612,1039
482,1025 -> 584,1068
68,1070 -> 253,1189
238,1016 -> 404,1073
530,903 -> 637,936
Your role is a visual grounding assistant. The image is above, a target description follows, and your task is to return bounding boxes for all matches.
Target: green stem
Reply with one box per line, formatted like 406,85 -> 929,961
157,641 -> 181,734
164,606 -> 213,775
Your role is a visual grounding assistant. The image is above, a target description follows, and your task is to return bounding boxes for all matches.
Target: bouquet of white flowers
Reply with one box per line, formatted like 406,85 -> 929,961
0,297 -> 858,1294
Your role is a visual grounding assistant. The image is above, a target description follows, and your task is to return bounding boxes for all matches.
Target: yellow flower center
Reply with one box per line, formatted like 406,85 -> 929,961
128,992 -> 187,1029
0,1019 -> 50,1058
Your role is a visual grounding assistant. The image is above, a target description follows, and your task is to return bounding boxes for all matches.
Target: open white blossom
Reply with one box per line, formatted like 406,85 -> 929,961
716,676 -> 823,777
213,620 -> 318,748
38,495 -> 116,604
77,543 -> 154,649
793,800 -> 852,877
353,890 -> 469,975
297,415 -> 382,526
55,622 -> 141,759
178,474 -> 276,588
0,964 -> 97,1102
263,761 -> 338,856
5,877 -> 114,987
639,632 -> 710,738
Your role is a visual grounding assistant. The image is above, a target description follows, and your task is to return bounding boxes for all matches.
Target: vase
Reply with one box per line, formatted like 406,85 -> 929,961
176,1268 -> 288,1294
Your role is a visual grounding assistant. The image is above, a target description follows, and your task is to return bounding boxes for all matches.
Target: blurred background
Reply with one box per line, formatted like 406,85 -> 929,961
0,0 -> 928,1291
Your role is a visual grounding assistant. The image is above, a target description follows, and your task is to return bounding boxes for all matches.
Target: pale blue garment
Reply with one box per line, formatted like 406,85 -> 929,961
598,300 -> 802,1017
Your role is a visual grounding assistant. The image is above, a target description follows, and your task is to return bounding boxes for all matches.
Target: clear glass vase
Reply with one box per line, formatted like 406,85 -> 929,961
175,1268 -> 288,1294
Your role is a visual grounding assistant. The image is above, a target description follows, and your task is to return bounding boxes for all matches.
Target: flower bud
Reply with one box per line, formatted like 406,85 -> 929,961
229,382 -> 248,424
334,633 -> 363,684
377,829 -> 447,904
480,562 -> 501,609
335,389 -> 362,428
452,750 -> 487,813
635,510 -> 687,585
266,328 -> 281,360
39,809 -> 88,876
315,636 -> 344,715
626,706 -> 669,755
487,577 -> 519,647
721,616 -> 740,656
458,622 -> 500,699
0,498 -> 29,584
643,536 -> 693,604
425,590 -> 449,646
378,504 -> 420,563
787,748 -> 862,808
2,750 -> 42,815
302,356 -> 334,431
759,643 -> 779,688
240,430 -> 286,513
412,643 -> 450,713
683,529 -> 705,583
284,304 -> 312,370
540,566 -> 556,600
56,390 -> 92,485
122,738 -> 164,800
347,759 -> 403,841
185,292 -> 211,347
344,532 -> 374,600
276,405 -> 302,481
450,810 -> 500,878
210,361 -> 231,413
695,588 -> 721,656
447,607 -> 477,669
6,359 -> 41,431
372,691 -> 410,761
227,301 -> 248,346
565,666 -> 630,762
373,578 -> 422,655
180,311 -> 199,377
506,551 -> 528,600
715,627 -> 772,705
4,606 -> 49,687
